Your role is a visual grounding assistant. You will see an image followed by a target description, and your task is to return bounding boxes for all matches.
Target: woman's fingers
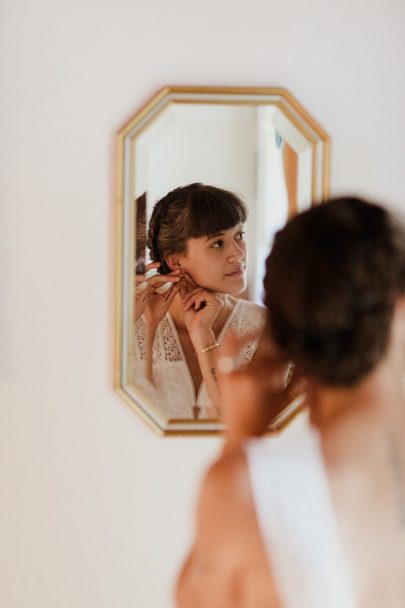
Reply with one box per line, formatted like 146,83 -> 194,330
283,366 -> 308,401
181,286 -> 215,303
217,334 -> 305,444
181,288 -> 206,309
149,270 -> 181,287
182,289 -> 219,311
137,271 -> 182,306
135,261 -> 160,284
135,274 -> 149,286
217,330 -> 302,400
193,293 -> 207,311
136,269 -> 181,290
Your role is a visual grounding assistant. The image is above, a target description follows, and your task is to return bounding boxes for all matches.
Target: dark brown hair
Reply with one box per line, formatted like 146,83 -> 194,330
147,183 -> 247,274
264,197 -> 405,386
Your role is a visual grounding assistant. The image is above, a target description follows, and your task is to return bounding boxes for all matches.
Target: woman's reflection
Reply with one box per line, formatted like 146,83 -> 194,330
133,183 -> 266,419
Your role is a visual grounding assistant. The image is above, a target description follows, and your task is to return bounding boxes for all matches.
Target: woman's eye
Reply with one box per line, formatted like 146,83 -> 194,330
236,231 -> 245,240
211,239 -> 224,248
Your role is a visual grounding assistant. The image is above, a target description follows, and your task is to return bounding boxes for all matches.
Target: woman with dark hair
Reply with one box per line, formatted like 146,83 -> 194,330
176,197 -> 405,607
133,183 -> 268,419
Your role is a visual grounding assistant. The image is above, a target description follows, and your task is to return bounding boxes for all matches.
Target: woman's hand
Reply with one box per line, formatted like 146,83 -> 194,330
217,332 -> 307,449
179,274 -> 224,346
135,262 -> 181,325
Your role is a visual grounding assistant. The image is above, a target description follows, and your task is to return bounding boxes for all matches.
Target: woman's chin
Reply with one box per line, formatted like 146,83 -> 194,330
233,287 -> 246,296
200,277 -> 246,295
226,280 -> 247,296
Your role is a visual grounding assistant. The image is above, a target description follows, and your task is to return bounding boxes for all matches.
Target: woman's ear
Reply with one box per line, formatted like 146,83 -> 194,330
392,295 -> 405,345
165,254 -> 181,271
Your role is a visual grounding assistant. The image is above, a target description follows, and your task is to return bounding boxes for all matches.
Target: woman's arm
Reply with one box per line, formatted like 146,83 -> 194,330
192,327 -> 223,417
135,263 -> 181,383
218,332 -> 306,450
180,281 -> 225,414
175,448 -> 281,608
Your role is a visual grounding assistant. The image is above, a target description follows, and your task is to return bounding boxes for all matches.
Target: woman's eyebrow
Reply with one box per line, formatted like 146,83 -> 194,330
204,225 -> 244,242
204,232 -> 225,241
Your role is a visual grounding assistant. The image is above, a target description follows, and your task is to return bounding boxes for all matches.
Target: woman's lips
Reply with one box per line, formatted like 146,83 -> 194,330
225,267 -> 245,277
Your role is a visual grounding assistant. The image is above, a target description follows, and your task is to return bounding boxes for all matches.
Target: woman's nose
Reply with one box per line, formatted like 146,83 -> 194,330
228,241 -> 244,262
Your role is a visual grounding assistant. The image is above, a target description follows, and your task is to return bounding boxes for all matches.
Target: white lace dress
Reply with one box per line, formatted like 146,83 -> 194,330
132,298 -> 266,419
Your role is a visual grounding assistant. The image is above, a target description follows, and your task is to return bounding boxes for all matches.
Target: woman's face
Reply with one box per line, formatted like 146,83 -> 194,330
177,224 -> 247,294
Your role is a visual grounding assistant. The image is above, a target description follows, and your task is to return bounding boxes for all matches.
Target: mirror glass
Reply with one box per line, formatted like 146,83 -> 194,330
117,87 -> 329,435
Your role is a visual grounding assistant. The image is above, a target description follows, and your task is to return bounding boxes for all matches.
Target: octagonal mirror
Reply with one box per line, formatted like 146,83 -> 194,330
116,86 -> 329,435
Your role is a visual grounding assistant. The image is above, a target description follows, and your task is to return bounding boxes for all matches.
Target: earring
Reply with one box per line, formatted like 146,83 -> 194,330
165,265 -> 180,302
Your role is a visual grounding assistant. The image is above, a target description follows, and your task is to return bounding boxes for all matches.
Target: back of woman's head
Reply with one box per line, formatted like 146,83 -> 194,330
265,197 -> 405,386
147,183 -> 247,274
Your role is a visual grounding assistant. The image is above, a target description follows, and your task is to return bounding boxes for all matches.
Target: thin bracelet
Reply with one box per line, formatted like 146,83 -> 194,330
200,342 -> 220,353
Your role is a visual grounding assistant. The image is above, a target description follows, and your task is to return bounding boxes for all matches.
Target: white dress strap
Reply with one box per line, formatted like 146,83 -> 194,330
245,412 -> 356,608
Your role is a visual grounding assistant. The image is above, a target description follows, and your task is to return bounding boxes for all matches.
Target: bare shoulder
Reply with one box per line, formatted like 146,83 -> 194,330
202,448 -> 249,499
197,449 -> 253,546
175,447 -> 281,607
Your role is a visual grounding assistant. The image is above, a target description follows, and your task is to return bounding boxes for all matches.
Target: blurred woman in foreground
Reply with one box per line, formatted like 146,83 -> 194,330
176,197 -> 405,608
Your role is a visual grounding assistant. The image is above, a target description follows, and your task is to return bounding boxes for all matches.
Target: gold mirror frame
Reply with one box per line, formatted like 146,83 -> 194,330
115,86 -> 330,435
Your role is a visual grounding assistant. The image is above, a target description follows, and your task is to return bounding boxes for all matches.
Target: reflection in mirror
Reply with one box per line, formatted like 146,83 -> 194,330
117,87 -> 329,435
132,183 -> 270,422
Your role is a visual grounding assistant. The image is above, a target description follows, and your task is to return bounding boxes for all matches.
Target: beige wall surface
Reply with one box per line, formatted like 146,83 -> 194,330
1,0 -> 405,606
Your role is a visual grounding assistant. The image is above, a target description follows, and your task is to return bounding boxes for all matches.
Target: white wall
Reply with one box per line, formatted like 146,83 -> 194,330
1,1 -> 405,606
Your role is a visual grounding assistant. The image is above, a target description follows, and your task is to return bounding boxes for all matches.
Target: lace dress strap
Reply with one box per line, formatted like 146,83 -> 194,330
197,299 -> 266,406
220,299 -> 266,369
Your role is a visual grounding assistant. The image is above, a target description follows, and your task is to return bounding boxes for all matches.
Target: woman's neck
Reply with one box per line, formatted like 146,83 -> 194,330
167,294 -> 186,329
311,340 -> 405,468
315,341 -> 405,608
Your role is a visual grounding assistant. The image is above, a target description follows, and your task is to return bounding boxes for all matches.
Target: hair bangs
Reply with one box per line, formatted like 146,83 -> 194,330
187,188 -> 247,239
